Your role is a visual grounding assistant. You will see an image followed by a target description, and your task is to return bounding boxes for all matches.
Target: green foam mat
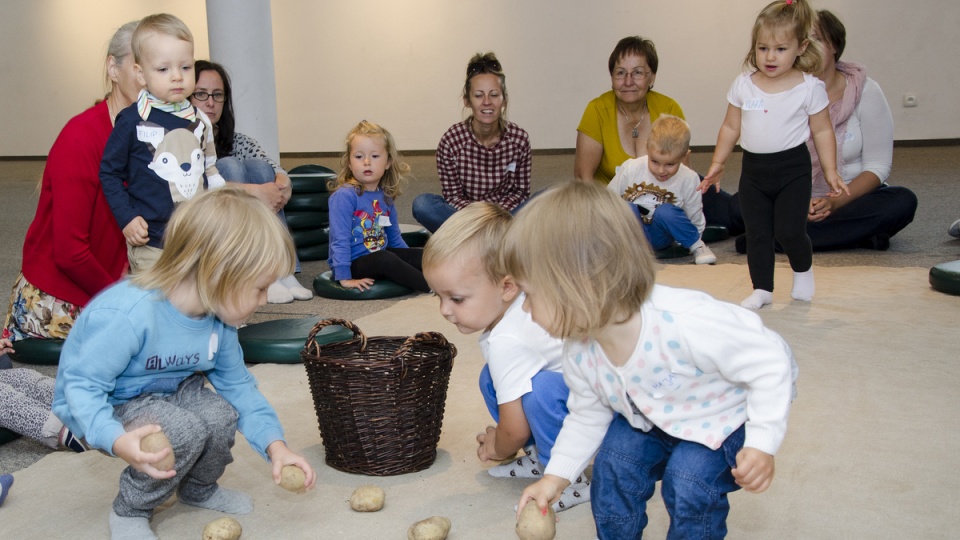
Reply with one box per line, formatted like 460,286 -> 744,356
313,270 -> 412,301
929,260 -> 960,295
239,317 -> 353,364
8,338 -> 64,365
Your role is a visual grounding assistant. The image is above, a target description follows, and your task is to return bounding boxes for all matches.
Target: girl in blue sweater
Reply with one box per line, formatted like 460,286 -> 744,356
53,188 -> 316,540
327,120 -> 430,292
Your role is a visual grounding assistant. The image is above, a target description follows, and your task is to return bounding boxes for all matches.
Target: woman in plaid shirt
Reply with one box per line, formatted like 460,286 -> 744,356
412,52 -> 532,233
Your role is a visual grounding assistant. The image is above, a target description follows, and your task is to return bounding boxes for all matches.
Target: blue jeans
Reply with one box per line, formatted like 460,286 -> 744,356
412,193 -> 457,233
412,192 -> 533,233
218,157 -> 300,272
591,415 -> 745,540
479,365 -> 569,467
631,203 -> 701,250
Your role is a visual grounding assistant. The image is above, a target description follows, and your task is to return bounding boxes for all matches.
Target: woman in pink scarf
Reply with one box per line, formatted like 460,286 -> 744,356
729,9 -> 917,251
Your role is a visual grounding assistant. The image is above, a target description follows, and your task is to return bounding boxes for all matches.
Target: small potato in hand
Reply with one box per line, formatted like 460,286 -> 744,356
278,465 -> 306,494
407,516 -> 451,540
140,431 -> 175,472
202,516 -> 242,540
516,500 -> 556,540
349,485 -> 385,512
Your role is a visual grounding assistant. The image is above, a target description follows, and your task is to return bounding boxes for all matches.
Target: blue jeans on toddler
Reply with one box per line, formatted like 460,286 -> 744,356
218,157 -> 300,272
630,203 -> 701,250
591,414 -> 745,540
479,365 -> 568,467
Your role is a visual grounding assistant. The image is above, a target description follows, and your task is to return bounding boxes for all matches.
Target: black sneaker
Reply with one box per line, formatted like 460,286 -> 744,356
59,428 -> 89,452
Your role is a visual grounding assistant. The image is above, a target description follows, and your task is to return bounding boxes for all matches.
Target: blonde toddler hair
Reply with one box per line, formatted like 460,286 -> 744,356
131,187 -> 295,314
647,114 -> 691,158
744,0 -> 822,75
501,181 -> 656,341
132,13 -> 194,64
330,120 -> 412,201
423,202 -> 512,283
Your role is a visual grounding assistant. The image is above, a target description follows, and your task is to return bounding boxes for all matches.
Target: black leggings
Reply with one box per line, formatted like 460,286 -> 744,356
739,144 -> 813,292
351,248 -> 430,292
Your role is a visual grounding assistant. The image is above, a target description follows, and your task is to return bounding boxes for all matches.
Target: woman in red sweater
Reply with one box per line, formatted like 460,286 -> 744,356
2,21 -> 142,341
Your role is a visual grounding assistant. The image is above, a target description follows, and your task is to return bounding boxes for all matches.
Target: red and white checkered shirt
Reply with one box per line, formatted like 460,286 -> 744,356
436,120 -> 532,211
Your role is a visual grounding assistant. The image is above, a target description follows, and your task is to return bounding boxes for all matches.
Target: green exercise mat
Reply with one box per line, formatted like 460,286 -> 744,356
239,317 -> 353,364
312,270 -> 412,300
297,243 -> 329,262
8,338 -> 64,365
285,192 -> 331,212
285,211 -> 329,230
929,260 -> 960,295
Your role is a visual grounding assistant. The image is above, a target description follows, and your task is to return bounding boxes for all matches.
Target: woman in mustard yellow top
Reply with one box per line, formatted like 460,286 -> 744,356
574,36 -> 685,184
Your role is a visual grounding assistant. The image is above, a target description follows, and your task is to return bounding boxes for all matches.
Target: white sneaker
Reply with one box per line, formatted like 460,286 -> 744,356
691,243 -> 716,265
949,218 -> 960,238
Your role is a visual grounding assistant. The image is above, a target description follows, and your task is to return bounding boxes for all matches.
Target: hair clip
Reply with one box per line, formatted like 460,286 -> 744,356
785,0 -> 793,4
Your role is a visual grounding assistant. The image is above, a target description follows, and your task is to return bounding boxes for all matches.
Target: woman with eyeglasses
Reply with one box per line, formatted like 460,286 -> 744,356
190,60 -> 312,303
574,36 -> 686,185
412,52 -> 532,233
4,22 -> 140,342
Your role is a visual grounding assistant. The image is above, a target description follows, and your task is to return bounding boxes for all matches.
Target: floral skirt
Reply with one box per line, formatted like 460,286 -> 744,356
3,273 -> 81,341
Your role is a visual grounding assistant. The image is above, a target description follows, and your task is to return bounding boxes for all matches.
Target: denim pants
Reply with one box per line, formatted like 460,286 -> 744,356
591,414 -> 745,540
412,193 -> 457,233
218,156 -> 300,272
631,203 -> 701,250
479,365 -> 569,467
412,192 -> 531,233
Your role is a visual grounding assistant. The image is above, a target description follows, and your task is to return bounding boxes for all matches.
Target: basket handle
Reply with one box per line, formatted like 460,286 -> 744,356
393,331 -> 452,360
305,318 -> 366,355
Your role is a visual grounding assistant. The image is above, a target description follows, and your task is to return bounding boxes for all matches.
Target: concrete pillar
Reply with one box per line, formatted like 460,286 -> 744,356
204,0 -> 281,162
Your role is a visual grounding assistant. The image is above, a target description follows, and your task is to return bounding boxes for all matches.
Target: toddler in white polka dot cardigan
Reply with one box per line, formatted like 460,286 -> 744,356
505,182 -> 797,538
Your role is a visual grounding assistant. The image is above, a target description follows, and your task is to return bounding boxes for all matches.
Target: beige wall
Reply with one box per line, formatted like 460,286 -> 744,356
1,0 -> 957,156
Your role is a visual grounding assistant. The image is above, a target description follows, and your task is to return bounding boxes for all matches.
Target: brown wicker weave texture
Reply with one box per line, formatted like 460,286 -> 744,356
301,318 -> 457,476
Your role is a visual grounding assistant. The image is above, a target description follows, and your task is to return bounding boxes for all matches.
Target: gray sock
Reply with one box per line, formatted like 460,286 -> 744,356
180,487 -> 253,515
109,510 -> 157,540
554,480 -> 591,512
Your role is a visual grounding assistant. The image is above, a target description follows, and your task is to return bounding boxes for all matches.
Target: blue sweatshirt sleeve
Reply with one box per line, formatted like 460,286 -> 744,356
327,187 -> 357,280
204,326 -> 284,460
99,107 -> 139,230
53,306 -> 143,455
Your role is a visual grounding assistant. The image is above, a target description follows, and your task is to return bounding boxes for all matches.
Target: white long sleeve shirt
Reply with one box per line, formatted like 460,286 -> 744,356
544,285 -> 797,482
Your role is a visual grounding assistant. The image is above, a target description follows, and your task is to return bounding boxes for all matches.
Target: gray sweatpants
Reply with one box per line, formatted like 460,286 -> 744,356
112,374 -> 239,518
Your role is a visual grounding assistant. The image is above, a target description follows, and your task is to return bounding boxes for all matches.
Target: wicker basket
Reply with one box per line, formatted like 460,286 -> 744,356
301,318 -> 457,476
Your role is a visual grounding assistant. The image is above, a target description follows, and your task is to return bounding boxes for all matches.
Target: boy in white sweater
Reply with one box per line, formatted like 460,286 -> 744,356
423,202 -> 589,511
609,114 -> 716,264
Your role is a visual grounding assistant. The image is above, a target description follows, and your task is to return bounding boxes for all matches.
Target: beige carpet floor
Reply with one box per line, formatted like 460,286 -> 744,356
3,263 -> 959,539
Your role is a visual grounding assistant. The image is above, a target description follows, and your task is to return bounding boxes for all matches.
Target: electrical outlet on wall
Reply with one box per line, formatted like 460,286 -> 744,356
903,93 -> 919,108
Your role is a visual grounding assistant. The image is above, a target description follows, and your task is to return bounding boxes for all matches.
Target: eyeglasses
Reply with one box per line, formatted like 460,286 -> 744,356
191,91 -> 226,103
612,68 -> 650,80
467,58 -> 502,78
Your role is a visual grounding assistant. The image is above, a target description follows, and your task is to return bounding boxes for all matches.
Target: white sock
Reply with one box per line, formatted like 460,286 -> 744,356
109,510 -> 158,540
279,274 -> 313,300
741,289 -> 773,309
791,268 -> 815,301
179,487 -> 253,515
267,280 -> 294,304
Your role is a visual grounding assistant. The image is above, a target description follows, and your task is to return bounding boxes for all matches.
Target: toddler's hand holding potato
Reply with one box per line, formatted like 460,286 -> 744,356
267,440 -> 316,493
516,474 -> 569,522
